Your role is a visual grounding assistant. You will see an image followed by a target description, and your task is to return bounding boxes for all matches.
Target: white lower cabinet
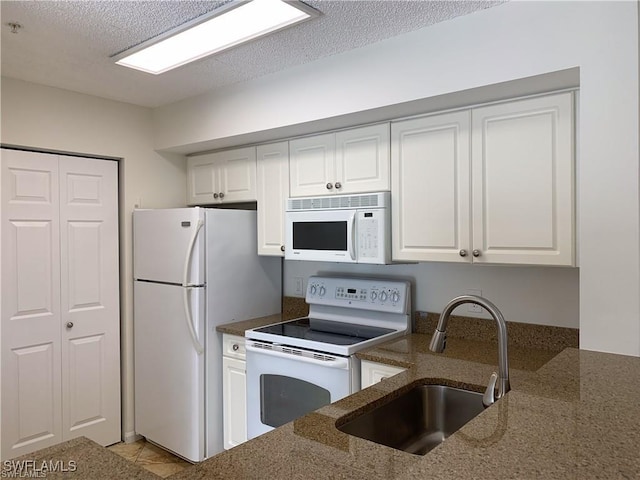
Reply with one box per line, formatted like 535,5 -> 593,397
360,360 -> 406,389
222,334 -> 247,449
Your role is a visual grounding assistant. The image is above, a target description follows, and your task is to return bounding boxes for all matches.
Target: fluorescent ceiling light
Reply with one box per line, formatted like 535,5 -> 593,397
114,0 -> 318,75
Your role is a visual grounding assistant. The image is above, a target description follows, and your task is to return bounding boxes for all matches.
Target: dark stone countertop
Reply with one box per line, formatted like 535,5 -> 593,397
13,313 -> 640,479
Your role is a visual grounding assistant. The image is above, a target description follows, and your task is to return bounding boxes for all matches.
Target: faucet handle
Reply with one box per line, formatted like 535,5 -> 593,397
483,372 -> 498,407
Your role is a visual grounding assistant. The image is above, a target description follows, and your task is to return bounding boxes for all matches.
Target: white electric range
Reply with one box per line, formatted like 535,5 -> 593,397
245,275 -> 411,439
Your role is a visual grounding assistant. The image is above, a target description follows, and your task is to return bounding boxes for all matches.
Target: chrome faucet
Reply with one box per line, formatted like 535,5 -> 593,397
429,295 -> 510,407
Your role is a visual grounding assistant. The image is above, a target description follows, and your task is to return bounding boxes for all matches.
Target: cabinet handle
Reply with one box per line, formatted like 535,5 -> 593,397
280,245 -> 285,252
326,183 -> 333,190
459,249 -> 467,257
232,344 -> 239,351
334,182 -> 342,189
66,322 -> 74,328
219,192 -> 225,199
473,249 -> 481,257
213,193 -> 219,199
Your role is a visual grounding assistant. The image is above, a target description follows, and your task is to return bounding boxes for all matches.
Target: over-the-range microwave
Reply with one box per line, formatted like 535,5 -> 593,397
285,192 -> 391,264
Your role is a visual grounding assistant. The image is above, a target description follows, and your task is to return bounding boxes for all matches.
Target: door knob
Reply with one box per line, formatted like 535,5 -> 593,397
66,322 -> 74,328
326,183 -> 333,190
473,249 -> 481,257
280,245 -> 285,252
459,249 -> 468,257
219,192 -> 225,199
334,182 -> 342,189
213,193 -> 219,199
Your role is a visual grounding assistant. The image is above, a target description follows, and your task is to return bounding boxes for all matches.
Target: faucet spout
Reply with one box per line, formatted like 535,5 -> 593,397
429,295 -> 510,406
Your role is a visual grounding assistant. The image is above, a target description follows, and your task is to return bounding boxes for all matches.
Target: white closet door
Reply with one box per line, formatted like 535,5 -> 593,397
59,156 -> 120,446
1,149 -> 63,459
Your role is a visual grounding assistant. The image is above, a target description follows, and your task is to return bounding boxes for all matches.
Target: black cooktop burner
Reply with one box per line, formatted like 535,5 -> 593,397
253,317 -> 395,346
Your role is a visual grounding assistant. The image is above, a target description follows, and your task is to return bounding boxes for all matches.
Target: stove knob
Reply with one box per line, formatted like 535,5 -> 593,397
391,291 -> 400,303
319,286 -> 326,297
310,285 -> 317,295
370,291 -> 378,301
380,291 -> 388,302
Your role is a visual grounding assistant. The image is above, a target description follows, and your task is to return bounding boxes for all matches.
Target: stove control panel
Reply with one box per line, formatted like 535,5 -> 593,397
306,276 -> 410,314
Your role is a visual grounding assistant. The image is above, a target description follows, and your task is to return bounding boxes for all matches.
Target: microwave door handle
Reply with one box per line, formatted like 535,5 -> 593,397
349,213 -> 357,261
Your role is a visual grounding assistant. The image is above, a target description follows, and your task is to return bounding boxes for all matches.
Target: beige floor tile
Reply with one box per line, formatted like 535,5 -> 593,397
141,462 -> 188,478
136,442 -> 185,465
107,439 -> 146,461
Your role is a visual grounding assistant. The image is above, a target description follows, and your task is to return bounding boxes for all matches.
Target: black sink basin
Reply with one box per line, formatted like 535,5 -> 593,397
337,384 -> 485,455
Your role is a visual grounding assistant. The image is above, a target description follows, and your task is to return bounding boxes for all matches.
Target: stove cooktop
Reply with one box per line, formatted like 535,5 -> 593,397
246,276 -> 411,356
252,317 -> 395,346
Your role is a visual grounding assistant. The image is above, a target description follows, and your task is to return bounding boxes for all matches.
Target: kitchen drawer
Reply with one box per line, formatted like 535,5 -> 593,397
223,334 -> 246,360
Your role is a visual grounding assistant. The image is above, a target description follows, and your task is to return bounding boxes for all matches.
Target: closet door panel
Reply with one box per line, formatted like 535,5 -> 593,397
1,149 -> 62,459
59,156 -> 121,446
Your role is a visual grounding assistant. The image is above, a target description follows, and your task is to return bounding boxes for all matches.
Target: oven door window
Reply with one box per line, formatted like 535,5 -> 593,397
260,374 -> 331,428
292,221 -> 347,251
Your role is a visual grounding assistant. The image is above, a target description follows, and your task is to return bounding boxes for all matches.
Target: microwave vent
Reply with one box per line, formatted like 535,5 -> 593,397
288,193 -> 384,211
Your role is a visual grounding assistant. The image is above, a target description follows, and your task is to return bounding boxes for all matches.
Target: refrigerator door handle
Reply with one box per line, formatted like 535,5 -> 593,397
183,219 -> 204,288
182,219 -> 204,354
183,287 -> 204,354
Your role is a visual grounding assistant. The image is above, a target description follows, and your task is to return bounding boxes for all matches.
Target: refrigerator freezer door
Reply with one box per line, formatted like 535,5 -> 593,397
133,208 -> 205,285
134,281 -> 205,462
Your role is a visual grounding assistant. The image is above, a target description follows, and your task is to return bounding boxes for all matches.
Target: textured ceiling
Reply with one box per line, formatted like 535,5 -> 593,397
1,0 -> 504,108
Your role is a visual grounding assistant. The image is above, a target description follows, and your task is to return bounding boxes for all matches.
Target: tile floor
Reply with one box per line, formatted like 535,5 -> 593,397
108,439 -> 190,478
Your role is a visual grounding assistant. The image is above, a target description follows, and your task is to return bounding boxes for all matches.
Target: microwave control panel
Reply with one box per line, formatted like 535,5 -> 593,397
356,209 -> 389,264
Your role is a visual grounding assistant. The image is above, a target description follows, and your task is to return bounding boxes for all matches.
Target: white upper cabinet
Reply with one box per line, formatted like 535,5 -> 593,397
187,147 -> 257,205
257,142 -> 289,256
392,92 -> 575,266
289,123 -> 390,197
471,93 -> 574,266
391,111 -> 471,262
289,132 -> 334,197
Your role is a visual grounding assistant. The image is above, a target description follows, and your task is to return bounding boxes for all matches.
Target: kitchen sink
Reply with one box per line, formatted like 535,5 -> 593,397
336,384 -> 485,455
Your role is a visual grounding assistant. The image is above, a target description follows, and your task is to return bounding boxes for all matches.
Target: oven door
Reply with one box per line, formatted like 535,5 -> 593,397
285,209 -> 357,263
246,341 -> 356,440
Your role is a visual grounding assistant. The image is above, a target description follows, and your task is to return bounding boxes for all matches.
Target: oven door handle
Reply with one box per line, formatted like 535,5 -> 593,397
246,343 -> 350,369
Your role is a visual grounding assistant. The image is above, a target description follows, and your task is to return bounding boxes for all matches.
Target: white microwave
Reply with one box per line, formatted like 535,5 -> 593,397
285,192 -> 391,264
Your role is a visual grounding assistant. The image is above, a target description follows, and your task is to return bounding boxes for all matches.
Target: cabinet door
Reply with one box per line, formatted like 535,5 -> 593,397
1,149 -> 63,459
360,360 -> 406,389
222,356 -> 247,450
289,133 -> 335,197
391,111 -> 471,262
218,147 -> 257,203
187,154 -> 219,205
59,156 -> 121,446
335,123 -> 390,194
471,93 -> 574,266
257,142 -> 289,256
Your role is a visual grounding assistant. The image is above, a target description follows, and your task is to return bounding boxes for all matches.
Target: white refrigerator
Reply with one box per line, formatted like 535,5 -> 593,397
133,207 -> 281,462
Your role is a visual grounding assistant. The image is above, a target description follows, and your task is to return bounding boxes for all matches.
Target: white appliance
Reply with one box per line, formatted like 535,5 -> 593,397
285,192 -> 391,264
133,208 -> 281,462
245,275 -> 410,439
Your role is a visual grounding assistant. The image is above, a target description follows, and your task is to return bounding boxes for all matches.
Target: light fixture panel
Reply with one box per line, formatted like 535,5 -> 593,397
114,0 -> 319,75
